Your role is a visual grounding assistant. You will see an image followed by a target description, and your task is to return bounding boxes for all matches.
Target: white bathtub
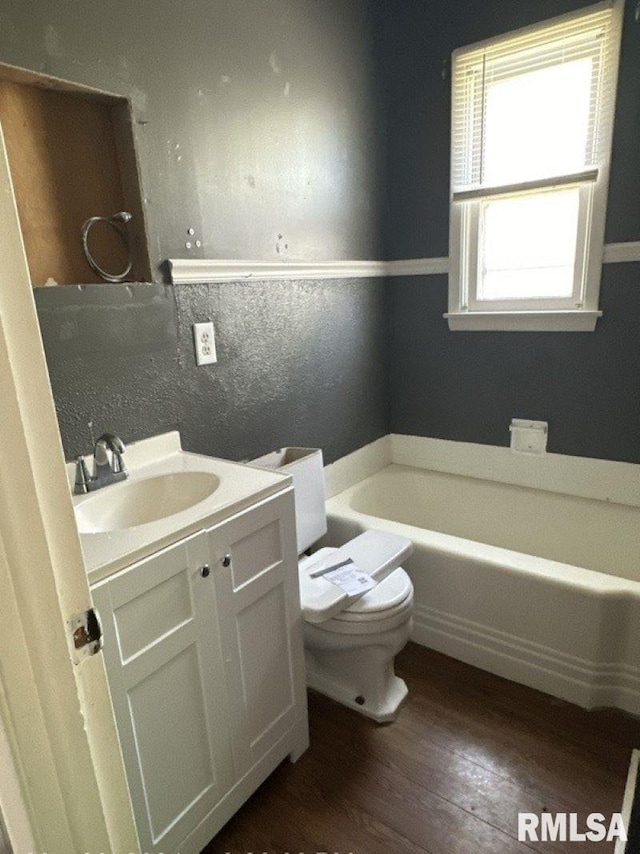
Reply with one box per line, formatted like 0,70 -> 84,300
325,451 -> 640,716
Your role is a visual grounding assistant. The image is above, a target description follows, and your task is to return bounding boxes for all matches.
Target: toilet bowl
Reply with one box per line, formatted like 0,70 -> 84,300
300,548 -> 414,722
250,447 -> 414,722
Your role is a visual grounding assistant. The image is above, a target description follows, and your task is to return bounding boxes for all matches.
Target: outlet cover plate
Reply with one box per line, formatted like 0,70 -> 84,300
193,321 -> 217,366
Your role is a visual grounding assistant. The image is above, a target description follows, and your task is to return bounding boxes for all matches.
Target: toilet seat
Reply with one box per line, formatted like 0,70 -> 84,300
299,530 -> 414,624
311,568 -> 414,636
337,568 -> 413,619
309,592 -> 413,636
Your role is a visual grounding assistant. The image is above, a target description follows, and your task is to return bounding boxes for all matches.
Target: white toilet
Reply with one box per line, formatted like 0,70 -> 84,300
253,447 -> 414,723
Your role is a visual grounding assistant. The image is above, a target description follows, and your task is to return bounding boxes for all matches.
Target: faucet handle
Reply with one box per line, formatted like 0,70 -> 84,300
74,456 -> 90,495
94,433 -> 126,473
96,433 -> 126,455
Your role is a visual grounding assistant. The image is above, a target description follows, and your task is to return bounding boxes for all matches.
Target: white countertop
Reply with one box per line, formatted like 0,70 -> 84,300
70,432 -> 291,584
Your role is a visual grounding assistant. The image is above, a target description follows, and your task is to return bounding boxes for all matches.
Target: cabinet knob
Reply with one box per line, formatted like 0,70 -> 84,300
221,555 -> 231,568
200,565 -> 210,578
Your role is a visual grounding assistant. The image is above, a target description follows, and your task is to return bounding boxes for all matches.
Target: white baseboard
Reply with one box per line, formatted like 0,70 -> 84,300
323,436 -> 391,499
391,434 -> 640,509
411,603 -> 640,716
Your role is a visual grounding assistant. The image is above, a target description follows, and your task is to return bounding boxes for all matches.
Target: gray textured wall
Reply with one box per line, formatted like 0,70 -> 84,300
0,0 -> 383,269
35,281 -> 389,463
376,0 -> 640,463
390,265 -> 640,463
3,0 -> 390,463
11,1 -> 640,467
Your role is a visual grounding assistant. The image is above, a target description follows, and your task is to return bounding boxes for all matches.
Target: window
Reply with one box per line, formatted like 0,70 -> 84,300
447,1 -> 623,331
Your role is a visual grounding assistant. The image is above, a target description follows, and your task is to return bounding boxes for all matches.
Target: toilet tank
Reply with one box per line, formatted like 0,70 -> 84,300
250,448 -> 327,554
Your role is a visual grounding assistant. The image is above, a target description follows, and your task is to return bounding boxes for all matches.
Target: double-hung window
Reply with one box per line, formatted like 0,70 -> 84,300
447,1 -> 623,331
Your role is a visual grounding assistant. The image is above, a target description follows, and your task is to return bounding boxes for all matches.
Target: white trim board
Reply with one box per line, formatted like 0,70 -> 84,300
445,309 -> 601,332
604,241 -> 640,264
168,257 -> 449,284
391,434 -> 640,509
323,436 -> 391,499
0,708 -> 32,854
169,242 -> 639,284
384,257 -> 450,276
324,433 -> 640,508
169,258 -> 387,284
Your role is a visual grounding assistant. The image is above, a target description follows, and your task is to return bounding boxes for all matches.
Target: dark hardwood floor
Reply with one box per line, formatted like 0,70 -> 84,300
204,643 -> 639,854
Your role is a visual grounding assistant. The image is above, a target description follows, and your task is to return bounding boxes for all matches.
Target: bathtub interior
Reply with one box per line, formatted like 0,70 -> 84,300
346,464 -> 640,583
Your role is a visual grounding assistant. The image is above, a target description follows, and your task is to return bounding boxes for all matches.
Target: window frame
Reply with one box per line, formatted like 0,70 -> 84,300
446,0 -> 624,332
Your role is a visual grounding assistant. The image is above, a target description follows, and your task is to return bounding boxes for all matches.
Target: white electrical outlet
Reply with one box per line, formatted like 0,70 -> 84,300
193,321 -> 217,366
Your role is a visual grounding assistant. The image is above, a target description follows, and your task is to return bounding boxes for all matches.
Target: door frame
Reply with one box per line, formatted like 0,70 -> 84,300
0,119 -> 138,853
0,705 -> 34,854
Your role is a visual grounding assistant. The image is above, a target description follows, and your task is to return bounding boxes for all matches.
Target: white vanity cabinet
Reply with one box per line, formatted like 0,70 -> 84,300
91,530 -> 234,854
91,489 -> 308,854
207,487 -> 306,778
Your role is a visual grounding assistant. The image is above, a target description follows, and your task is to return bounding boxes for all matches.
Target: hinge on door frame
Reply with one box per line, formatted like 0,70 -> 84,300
67,607 -> 103,664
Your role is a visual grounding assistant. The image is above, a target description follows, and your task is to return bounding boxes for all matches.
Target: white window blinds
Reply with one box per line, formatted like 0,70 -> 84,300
447,1 -> 623,330
451,3 -> 620,197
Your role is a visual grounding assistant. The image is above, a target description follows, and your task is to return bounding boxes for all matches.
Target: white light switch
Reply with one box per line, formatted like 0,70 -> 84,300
193,321 -> 217,366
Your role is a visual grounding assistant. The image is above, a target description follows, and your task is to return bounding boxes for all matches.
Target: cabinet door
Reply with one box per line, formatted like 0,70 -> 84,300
209,491 -> 306,777
92,531 -> 234,854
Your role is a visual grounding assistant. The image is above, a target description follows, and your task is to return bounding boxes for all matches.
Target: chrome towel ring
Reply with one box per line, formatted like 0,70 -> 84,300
81,211 -> 133,283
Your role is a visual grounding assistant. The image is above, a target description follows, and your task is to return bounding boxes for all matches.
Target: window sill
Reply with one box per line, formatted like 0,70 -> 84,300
444,310 -> 602,332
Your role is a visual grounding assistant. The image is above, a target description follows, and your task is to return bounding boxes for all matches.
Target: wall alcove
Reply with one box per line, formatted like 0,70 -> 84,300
0,63 -> 151,286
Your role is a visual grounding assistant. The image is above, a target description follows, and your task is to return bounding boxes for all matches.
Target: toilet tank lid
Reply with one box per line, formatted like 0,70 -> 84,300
300,530 -> 414,624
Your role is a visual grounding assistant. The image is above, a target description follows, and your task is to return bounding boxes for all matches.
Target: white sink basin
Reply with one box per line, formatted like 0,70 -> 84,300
75,471 -> 220,534
70,433 -> 292,580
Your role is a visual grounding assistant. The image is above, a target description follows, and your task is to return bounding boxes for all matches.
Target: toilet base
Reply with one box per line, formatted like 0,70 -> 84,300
307,668 -> 408,723
303,621 -> 411,723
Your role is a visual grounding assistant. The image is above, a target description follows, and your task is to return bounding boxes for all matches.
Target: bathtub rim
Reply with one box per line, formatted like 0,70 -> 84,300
324,433 -> 640,509
327,468 -> 640,596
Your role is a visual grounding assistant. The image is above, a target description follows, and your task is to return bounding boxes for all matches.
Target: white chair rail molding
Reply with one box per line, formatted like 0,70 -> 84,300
169,239 -> 640,288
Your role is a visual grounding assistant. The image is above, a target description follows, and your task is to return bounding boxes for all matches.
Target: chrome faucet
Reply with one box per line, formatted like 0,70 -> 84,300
74,433 -> 129,495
